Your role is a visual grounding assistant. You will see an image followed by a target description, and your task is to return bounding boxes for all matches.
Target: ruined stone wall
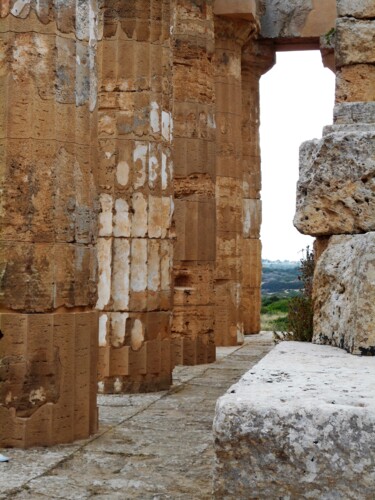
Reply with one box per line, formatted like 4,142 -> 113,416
171,0 -> 216,365
0,1 -> 100,447
96,0 -> 174,393
294,0 -> 375,355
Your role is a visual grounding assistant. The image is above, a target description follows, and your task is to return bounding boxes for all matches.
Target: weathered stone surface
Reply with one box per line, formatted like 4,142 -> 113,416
0,1 -> 100,447
337,0 -> 375,19
213,342 -> 375,499
171,0 -> 216,363
294,120 -> 375,236
261,0 -> 336,40
334,102 -> 375,125
97,0 -> 175,391
313,232 -> 375,355
336,19 -> 375,67
214,0 -> 258,21
0,334 -> 273,499
336,64 -> 375,103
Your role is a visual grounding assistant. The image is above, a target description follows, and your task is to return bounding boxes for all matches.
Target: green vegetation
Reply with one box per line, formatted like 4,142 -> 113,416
261,248 -> 315,341
287,246 -> 314,342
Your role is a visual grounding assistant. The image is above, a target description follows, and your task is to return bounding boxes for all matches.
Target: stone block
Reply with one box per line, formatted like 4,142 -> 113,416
242,238 -> 261,288
174,199 -> 216,262
294,120 -> 375,236
336,65 -> 375,103
214,0 -> 258,22
260,0 -> 337,40
242,286 -> 261,334
336,19 -> 375,67
337,0 -> 375,19
213,342 -> 375,498
0,311 -> 98,448
243,199 -> 261,238
313,232 -> 375,355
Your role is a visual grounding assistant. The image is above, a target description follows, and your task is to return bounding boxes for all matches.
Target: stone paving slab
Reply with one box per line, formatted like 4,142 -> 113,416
0,333 -> 273,500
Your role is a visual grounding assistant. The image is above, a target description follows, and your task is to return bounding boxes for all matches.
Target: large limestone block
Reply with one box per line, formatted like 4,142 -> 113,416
213,342 -> 375,498
336,19 -> 375,67
337,0 -> 375,20
261,0 -> 336,40
336,65 -> 375,103
294,126 -> 375,236
313,232 -> 375,355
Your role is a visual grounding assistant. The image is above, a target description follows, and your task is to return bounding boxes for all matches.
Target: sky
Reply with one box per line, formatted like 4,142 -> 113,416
260,51 -> 335,262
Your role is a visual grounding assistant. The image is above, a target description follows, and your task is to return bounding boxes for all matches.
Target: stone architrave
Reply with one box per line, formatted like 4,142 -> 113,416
294,103 -> 375,236
313,232 -> 375,355
96,0 -> 174,393
0,1 -> 100,448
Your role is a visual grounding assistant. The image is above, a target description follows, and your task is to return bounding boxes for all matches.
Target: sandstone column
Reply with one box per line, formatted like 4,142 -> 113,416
171,0 -> 216,365
213,17 -> 257,346
97,0 -> 174,393
0,2 -> 100,447
241,41 -> 274,334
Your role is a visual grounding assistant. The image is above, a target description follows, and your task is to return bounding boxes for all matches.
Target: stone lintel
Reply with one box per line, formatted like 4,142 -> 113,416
213,342 -> 375,498
261,0 -> 337,41
214,0 -> 258,22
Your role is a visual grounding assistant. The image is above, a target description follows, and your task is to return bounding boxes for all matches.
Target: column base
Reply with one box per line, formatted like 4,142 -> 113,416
0,311 -> 98,448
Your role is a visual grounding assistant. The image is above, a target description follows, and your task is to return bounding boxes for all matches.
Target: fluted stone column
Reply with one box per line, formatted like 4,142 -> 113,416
213,16 -> 257,346
171,0 -> 216,365
241,41 -> 274,334
0,2 -> 100,448
97,0 -> 174,393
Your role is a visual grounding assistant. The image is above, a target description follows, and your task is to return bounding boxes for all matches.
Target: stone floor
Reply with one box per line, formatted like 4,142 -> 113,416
0,333 -> 273,500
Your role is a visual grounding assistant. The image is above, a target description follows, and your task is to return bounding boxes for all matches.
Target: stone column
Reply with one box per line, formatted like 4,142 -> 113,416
294,1 -> 375,355
171,0 -> 216,365
0,2 -> 100,448
97,0 -> 174,393
241,41 -> 274,334
213,17 -> 257,346
335,0 -> 375,103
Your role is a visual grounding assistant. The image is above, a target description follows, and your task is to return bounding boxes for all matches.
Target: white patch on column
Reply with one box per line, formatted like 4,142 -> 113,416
133,142 -> 148,189
112,239 -> 130,310
161,196 -> 173,238
131,193 -> 148,237
116,161 -> 130,187
96,238 -> 112,309
130,239 -> 148,292
131,319 -> 145,350
114,378 -> 123,393
149,150 -> 159,189
160,240 -> 172,291
99,314 -> 108,347
98,193 -> 113,237
114,198 -> 131,237
161,152 -> 168,190
148,240 -> 160,292
110,312 -> 128,347
243,199 -> 251,238
162,111 -> 171,142
150,101 -> 160,133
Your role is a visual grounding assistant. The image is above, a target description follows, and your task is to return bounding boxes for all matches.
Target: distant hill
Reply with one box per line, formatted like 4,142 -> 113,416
262,259 -> 302,296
